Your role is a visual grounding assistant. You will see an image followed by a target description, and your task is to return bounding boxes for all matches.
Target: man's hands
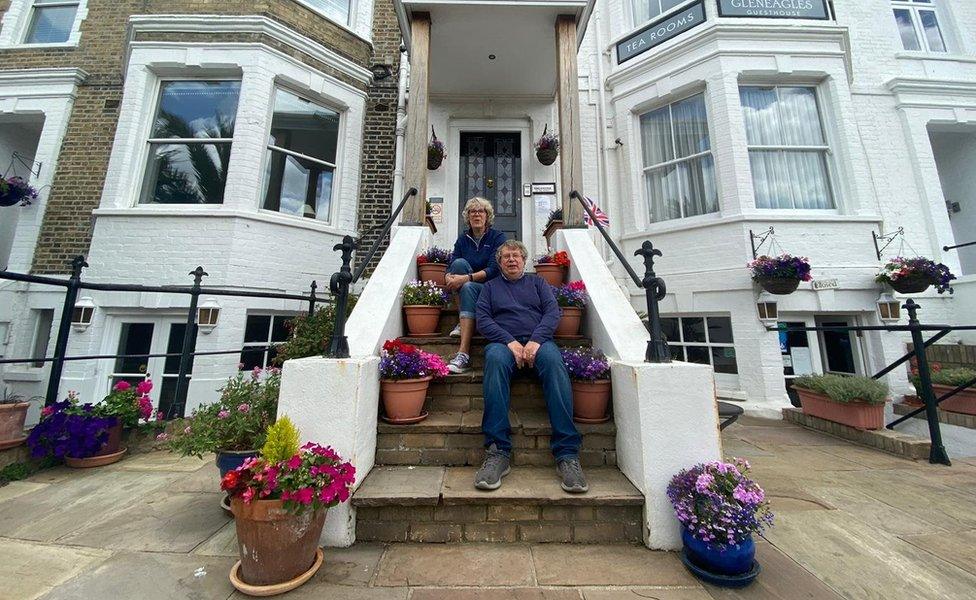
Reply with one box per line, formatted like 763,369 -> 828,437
507,340 -> 541,368
444,273 -> 467,292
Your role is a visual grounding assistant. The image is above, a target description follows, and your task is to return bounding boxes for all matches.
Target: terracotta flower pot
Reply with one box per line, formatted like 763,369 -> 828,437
92,422 -> 123,457
0,401 -> 29,450
417,263 -> 448,286
933,384 -> 976,415
890,274 -> 931,294
231,497 -> 327,588
555,306 -> 583,338
572,379 -> 611,422
755,276 -> 800,295
403,305 -> 442,336
66,422 -> 126,467
795,387 -> 884,430
381,377 -> 431,423
535,264 -> 566,287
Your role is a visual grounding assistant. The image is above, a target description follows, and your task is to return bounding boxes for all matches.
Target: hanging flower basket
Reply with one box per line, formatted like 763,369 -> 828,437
428,127 -> 446,171
748,255 -> 811,296
0,176 -> 38,207
876,257 -> 955,295
535,125 -> 559,166
755,277 -> 800,295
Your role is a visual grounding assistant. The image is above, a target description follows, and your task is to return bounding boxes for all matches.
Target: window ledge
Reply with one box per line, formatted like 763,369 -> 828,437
621,211 -> 882,240
92,207 -> 356,238
0,42 -> 79,50
895,51 -> 976,64
2,369 -> 45,382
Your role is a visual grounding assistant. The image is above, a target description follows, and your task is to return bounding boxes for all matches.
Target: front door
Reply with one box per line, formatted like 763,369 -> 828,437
459,132 -> 521,241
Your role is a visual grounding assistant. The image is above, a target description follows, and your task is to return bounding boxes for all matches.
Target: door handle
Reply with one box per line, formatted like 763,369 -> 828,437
486,178 -> 494,189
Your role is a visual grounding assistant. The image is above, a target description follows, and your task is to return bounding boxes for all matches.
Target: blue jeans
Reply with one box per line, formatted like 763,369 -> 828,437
448,258 -> 484,319
482,340 -> 581,460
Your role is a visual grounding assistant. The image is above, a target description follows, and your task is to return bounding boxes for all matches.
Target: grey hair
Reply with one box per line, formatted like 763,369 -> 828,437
462,197 -> 495,227
495,240 -> 528,263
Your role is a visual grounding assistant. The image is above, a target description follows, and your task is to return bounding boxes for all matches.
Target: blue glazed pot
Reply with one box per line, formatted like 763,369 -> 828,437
682,528 -> 755,576
215,449 -> 259,478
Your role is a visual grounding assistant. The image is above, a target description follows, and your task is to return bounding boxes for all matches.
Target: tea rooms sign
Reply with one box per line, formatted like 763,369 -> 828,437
717,0 -> 830,20
616,1 -> 706,64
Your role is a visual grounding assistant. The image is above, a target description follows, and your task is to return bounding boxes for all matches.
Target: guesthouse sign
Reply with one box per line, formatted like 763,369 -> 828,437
616,1 -> 706,64
717,0 -> 830,20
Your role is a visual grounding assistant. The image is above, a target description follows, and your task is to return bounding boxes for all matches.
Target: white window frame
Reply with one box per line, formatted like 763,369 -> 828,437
293,0 -> 356,28
0,0 -> 87,48
639,91 -> 718,223
28,308 -> 54,369
661,314 -> 738,378
260,86 -> 343,225
240,313 -> 297,370
629,0 -> 699,28
891,0 -> 948,53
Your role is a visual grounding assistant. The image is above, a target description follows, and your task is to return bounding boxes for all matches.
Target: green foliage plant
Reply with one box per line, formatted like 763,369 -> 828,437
273,296 -> 358,365
930,367 -> 976,388
792,374 -> 889,405
261,416 -> 301,464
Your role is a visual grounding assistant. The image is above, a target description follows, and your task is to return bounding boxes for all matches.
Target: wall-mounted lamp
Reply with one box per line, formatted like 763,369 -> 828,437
756,291 -> 778,324
72,297 -> 96,331
370,63 -> 393,81
877,292 -> 901,323
197,298 -> 221,334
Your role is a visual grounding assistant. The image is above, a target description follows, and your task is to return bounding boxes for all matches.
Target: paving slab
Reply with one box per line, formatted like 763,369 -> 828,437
192,521 -> 238,557
58,491 -> 230,552
112,452 -> 210,472
169,461 -> 221,493
0,480 -> 47,503
813,443 -> 919,470
582,589 -> 711,600
353,466 -> 445,506
0,538 -> 111,600
231,586 -> 408,599
806,484 -> 945,536
701,541 -> 843,600
727,425 -> 850,449
374,543 -> 535,586
441,467 -> 642,506
37,550 -> 235,600
412,588 -> 582,600
901,529 -> 976,577
532,545 -> 698,587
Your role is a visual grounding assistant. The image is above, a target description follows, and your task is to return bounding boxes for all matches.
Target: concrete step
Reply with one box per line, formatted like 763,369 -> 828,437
402,336 -> 591,367
426,372 -> 555,411
376,409 -> 617,467
353,465 -> 644,544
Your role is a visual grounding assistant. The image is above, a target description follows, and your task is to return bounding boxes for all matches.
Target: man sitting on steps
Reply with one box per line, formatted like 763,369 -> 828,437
472,239 -> 586,493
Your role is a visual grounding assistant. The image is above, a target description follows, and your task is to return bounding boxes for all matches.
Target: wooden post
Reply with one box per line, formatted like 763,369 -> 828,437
401,12 -> 431,226
555,15 -> 585,227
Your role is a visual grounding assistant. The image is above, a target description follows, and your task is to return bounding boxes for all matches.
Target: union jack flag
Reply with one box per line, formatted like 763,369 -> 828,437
582,196 -> 610,227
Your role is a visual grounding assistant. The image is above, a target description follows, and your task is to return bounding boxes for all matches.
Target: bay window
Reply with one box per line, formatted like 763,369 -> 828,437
262,88 -> 340,222
24,0 -> 79,44
141,81 -> 242,205
740,86 -> 834,210
891,1 -> 947,53
640,93 -> 717,223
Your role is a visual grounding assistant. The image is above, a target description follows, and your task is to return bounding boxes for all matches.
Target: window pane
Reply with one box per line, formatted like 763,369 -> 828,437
304,0 -> 351,25
157,377 -> 179,419
712,347 -> 738,374
707,317 -> 734,344
669,344 -> 685,362
239,348 -> 266,371
661,317 -> 680,343
31,309 -> 54,368
244,315 -> 271,343
685,346 -> 710,365
25,6 -> 77,44
142,142 -> 231,204
678,155 -> 718,218
740,87 -> 781,146
893,9 -> 922,51
268,89 -> 339,164
640,106 -> 674,167
114,323 -> 154,374
672,94 -> 710,159
163,323 -> 195,375
682,317 -> 706,343
821,323 -> 856,374
919,10 -> 946,52
271,316 -> 292,342
646,164 -> 682,223
783,150 -> 833,209
263,150 -> 334,220
776,87 -> 825,146
151,81 -> 240,140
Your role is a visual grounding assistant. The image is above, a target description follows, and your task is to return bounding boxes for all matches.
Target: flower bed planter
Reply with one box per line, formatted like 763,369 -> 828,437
0,401 -> 29,450
934,384 -> 976,415
380,376 -> 431,424
417,263 -> 447,286
555,307 -> 583,338
572,379 -> 611,423
795,387 -> 884,430
535,264 -> 566,287
890,274 -> 932,294
755,276 -> 800,295
403,306 -> 442,336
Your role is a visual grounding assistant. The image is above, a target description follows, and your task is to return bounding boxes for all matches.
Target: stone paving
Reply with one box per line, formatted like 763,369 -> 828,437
2,416 -> 975,599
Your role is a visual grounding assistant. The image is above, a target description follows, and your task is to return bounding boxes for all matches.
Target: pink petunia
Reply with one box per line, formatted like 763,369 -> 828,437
287,455 -> 302,470
113,381 -> 132,392
136,380 -> 153,395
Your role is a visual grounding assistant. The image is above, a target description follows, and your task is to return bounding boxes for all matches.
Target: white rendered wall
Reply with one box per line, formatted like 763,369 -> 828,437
929,131 -> 976,276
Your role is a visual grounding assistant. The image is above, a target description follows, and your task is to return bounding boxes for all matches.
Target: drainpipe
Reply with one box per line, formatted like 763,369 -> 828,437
392,46 -> 409,210
592,7 -> 616,267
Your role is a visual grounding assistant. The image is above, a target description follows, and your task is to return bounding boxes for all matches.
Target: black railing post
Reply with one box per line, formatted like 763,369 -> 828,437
905,299 -> 951,466
308,280 -> 318,316
45,255 -> 87,406
172,266 -> 206,418
635,241 -> 670,363
328,235 -> 356,358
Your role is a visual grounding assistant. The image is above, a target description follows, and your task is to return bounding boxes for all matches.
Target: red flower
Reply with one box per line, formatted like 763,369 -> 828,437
220,470 -> 240,492
416,255 -> 429,265
552,251 -> 571,268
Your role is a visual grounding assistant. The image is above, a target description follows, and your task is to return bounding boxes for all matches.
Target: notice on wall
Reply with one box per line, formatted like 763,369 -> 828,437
790,347 -> 814,375
616,1 -> 706,64
717,0 -> 829,20
429,197 -> 443,224
536,195 -> 555,254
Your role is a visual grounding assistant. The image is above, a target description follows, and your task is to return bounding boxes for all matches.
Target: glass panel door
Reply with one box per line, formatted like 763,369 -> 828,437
110,319 -> 196,418
815,316 -> 862,376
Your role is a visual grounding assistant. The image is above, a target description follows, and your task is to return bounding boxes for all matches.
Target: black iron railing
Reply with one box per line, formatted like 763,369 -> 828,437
569,190 -> 669,363
327,187 -> 419,358
0,259 -> 322,417
773,299 -> 976,466
944,240 -> 976,252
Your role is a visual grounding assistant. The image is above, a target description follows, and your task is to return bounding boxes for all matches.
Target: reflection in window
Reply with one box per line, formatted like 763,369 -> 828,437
24,0 -> 80,44
891,1 -> 947,53
632,0 -> 692,25
141,81 -> 241,204
240,314 -> 294,370
660,315 -> 738,374
262,89 -> 340,222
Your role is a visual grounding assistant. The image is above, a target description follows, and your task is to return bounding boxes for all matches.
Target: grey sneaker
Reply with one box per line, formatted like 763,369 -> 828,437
557,457 -> 589,493
447,352 -> 470,374
474,444 -> 511,490
449,323 -> 462,338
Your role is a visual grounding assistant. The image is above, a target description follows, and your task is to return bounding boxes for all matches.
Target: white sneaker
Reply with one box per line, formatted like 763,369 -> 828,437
449,323 -> 462,338
448,352 -> 470,374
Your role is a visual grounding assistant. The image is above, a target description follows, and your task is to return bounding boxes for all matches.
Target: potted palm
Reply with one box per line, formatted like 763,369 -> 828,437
0,389 -> 31,450
876,257 -> 955,294
416,247 -> 453,286
379,339 -> 449,424
535,126 -> 559,166
561,347 -> 611,423
222,417 -> 356,596
402,280 -> 448,336
553,281 -> 588,338
748,254 -> 811,295
793,374 -> 888,430
668,458 -> 772,587
534,250 -> 570,286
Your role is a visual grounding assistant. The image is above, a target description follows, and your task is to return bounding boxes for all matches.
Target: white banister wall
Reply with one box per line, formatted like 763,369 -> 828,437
278,226 -> 430,546
556,229 -> 722,549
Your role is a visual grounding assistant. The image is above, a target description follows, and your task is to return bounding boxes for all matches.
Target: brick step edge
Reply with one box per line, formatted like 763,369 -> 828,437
375,447 -> 616,468
892,402 -> 976,430
782,407 -> 929,460
356,504 -> 643,544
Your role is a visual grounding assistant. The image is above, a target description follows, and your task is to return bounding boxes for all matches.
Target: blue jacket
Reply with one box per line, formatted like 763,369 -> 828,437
452,227 -> 507,281
475,273 -> 561,345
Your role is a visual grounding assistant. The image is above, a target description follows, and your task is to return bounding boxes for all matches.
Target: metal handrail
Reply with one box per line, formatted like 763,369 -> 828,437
944,240 -> 976,252
569,190 -> 670,363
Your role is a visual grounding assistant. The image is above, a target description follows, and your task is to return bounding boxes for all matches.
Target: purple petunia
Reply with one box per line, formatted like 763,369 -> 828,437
560,347 -> 610,381
748,254 -> 812,282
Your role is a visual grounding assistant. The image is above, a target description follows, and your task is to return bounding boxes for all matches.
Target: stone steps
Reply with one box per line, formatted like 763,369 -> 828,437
376,409 -> 617,467
403,335 -> 591,367
353,466 -> 644,544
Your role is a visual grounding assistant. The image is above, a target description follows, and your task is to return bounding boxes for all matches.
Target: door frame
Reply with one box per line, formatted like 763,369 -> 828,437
813,313 -> 867,376
446,119 -> 533,246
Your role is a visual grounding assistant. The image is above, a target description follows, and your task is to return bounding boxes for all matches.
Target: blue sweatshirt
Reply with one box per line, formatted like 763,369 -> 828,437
475,273 -> 561,345
452,227 -> 507,281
